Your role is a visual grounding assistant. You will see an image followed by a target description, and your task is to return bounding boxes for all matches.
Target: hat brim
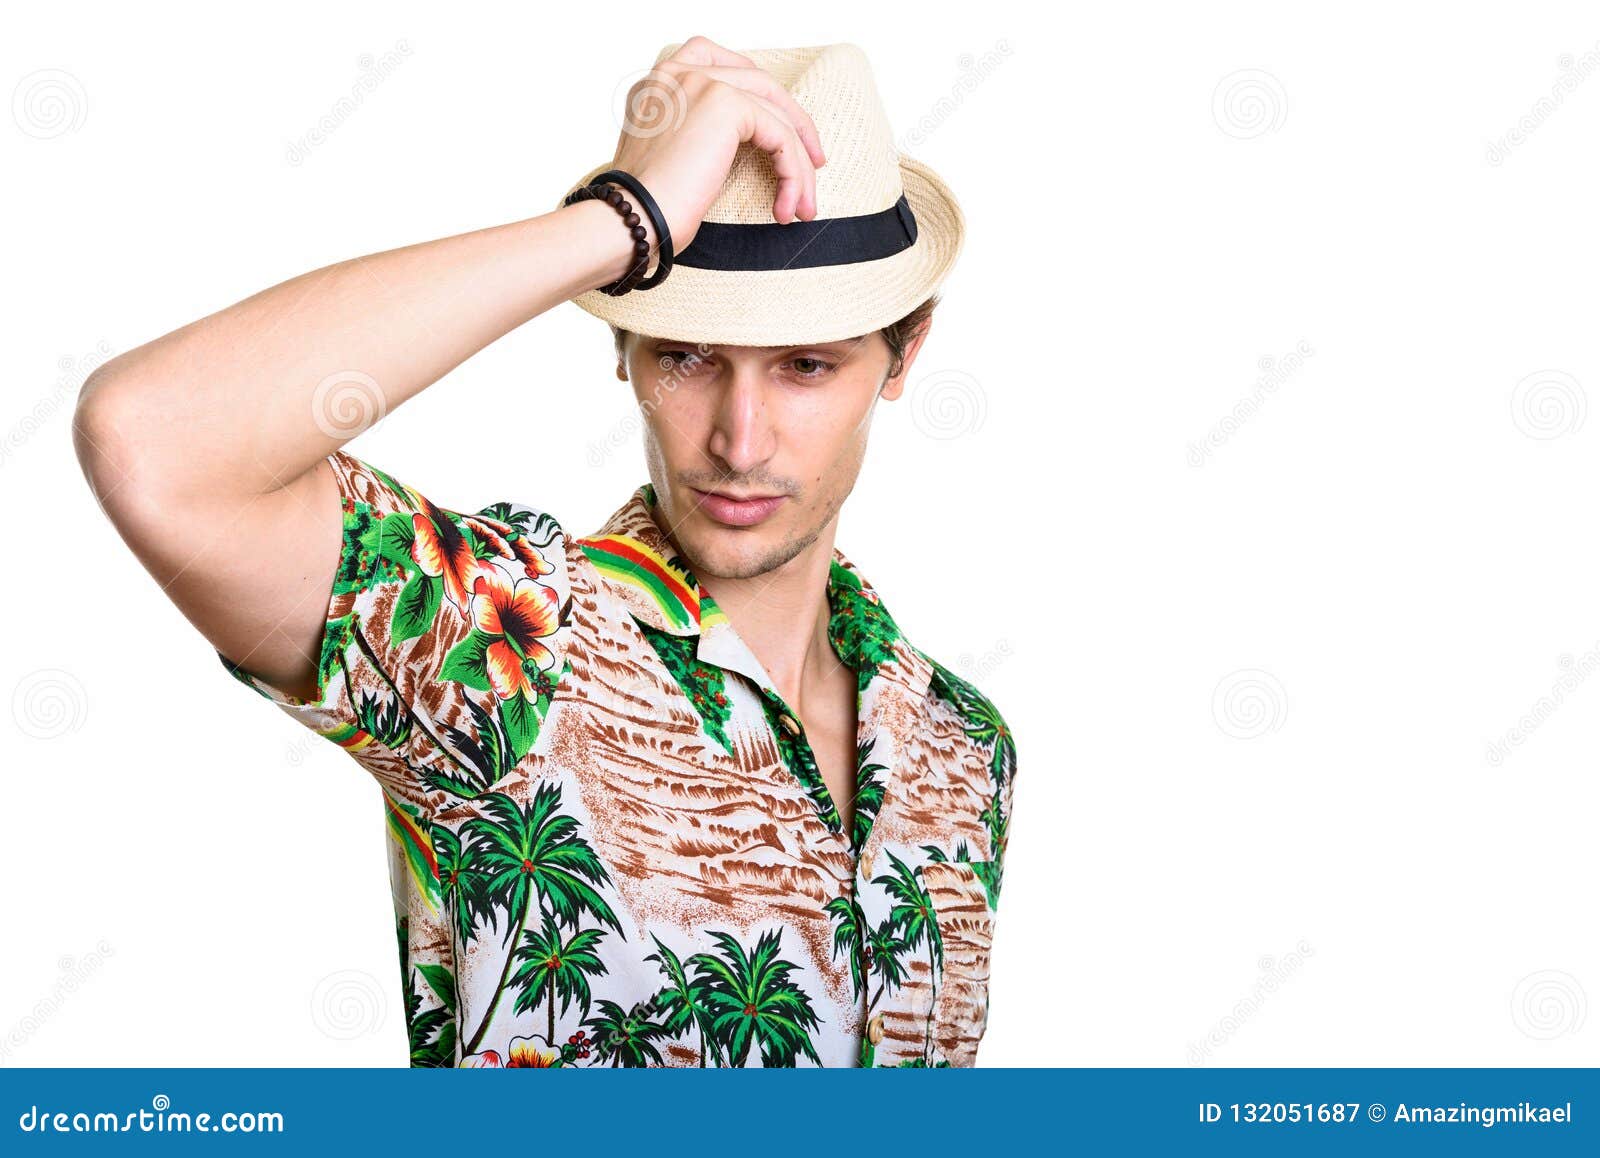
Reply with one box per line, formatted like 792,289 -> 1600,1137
555,155 -> 964,346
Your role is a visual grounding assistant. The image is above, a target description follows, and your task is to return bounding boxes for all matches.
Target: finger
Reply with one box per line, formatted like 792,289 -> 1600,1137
746,91 -> 816,220
677,64 -> 827,169
667,35 -> 762,71
739,97 -> 815,224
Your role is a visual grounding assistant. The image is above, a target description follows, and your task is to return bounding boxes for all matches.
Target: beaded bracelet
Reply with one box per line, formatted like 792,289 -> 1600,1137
562,169 -> 674,296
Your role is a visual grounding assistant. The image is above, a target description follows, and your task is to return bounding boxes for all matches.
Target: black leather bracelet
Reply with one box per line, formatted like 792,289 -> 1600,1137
562,168 -> 674,295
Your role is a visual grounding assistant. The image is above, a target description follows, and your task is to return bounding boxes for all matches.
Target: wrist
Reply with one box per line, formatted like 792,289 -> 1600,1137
566,183 -> 658,295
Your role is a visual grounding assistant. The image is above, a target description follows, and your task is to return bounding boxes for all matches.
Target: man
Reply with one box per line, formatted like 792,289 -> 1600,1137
73,37 -> 1017,1068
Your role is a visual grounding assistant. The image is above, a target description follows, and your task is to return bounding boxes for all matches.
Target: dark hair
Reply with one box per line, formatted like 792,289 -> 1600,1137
611,293 -> 939,382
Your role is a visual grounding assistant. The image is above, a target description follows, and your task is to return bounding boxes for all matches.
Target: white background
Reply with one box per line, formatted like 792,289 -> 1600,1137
4,1 -> 1598,1068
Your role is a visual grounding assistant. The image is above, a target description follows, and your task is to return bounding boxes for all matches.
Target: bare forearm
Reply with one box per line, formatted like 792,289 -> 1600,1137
75,196 -> 645,502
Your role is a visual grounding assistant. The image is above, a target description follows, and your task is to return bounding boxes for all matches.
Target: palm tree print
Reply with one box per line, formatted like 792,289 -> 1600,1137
873,849 -> 944,1064
458,784 -> 622,1054
924,839 -> 1002,911
510,908 -> 608,1047
824,893 -> 869,1001
583,998 -> 674,1067
352,684 -> 411,750
396,915 -> 456,1067
853,735 -> 887,852
827,891 -> 918,1068
430,823 -> 487,950
687,929 -> 824,1067
645,933 -> 722,1067
926,655 -> 1015,786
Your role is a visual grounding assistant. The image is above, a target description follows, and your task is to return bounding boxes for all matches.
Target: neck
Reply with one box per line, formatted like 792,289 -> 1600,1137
696,523 -> 843,710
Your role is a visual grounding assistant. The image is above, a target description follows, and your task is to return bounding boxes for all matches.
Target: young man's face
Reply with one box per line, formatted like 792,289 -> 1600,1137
621,328 -> 927,582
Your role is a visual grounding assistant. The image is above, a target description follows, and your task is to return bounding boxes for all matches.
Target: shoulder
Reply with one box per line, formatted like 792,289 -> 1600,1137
916,645 -> 1017,783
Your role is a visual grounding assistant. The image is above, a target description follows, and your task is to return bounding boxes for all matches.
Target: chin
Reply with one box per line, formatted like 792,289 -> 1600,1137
681,521 -> 778,579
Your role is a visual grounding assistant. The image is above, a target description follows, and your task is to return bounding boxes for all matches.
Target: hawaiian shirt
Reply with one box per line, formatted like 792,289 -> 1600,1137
219,450 -> 1019,1068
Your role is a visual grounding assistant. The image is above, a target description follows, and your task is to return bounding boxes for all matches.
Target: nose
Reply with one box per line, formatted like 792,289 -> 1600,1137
706,366 -> 776,477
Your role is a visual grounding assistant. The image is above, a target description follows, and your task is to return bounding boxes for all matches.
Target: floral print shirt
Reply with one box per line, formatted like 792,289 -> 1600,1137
219,451 -> 1018,1067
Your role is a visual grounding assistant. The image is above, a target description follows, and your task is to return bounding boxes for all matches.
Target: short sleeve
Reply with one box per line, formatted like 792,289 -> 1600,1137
217,450 -> 571,815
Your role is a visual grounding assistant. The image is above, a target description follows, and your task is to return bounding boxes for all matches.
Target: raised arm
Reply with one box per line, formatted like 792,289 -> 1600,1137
71,35 -> 825,702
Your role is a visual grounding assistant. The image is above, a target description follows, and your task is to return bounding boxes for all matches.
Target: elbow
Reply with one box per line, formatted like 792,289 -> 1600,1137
72,368 -> 134,503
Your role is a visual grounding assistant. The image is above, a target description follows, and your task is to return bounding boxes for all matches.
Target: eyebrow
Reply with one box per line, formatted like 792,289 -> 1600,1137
650,340 -> 856,354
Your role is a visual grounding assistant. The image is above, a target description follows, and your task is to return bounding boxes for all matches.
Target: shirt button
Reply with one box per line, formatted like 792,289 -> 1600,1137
778,713 -> 801,736
867,1013 -> 885,1044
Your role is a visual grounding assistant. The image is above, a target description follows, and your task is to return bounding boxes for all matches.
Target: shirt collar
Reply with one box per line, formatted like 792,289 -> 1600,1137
575,483 -> 932,701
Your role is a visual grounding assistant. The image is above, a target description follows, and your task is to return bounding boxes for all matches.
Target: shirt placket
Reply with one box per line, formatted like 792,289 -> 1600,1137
695,618 -> 856,853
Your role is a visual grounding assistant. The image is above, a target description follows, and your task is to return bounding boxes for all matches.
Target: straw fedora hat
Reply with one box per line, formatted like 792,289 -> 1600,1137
556,41 -> 965,347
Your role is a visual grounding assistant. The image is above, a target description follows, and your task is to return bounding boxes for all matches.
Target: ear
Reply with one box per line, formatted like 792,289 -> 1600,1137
878,318 -> 934,402
616,362 -> 628,382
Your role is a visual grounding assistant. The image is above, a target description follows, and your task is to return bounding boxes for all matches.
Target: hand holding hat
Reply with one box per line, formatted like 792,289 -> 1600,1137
606,36 -> 830,257
559,36 -> 966,347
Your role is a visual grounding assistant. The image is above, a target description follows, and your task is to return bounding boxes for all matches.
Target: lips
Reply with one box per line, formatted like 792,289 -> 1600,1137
690,487 -> 788,527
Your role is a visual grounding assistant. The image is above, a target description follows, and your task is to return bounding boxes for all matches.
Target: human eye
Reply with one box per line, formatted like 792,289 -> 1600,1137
657,348 -> 708,373
787,355 -> 838,380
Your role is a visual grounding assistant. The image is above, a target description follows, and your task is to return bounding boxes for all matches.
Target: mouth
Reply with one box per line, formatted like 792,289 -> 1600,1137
688,486 -> 788,527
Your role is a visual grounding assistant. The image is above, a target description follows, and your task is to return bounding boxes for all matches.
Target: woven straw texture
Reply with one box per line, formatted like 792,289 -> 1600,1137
557,42 -> 965,346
